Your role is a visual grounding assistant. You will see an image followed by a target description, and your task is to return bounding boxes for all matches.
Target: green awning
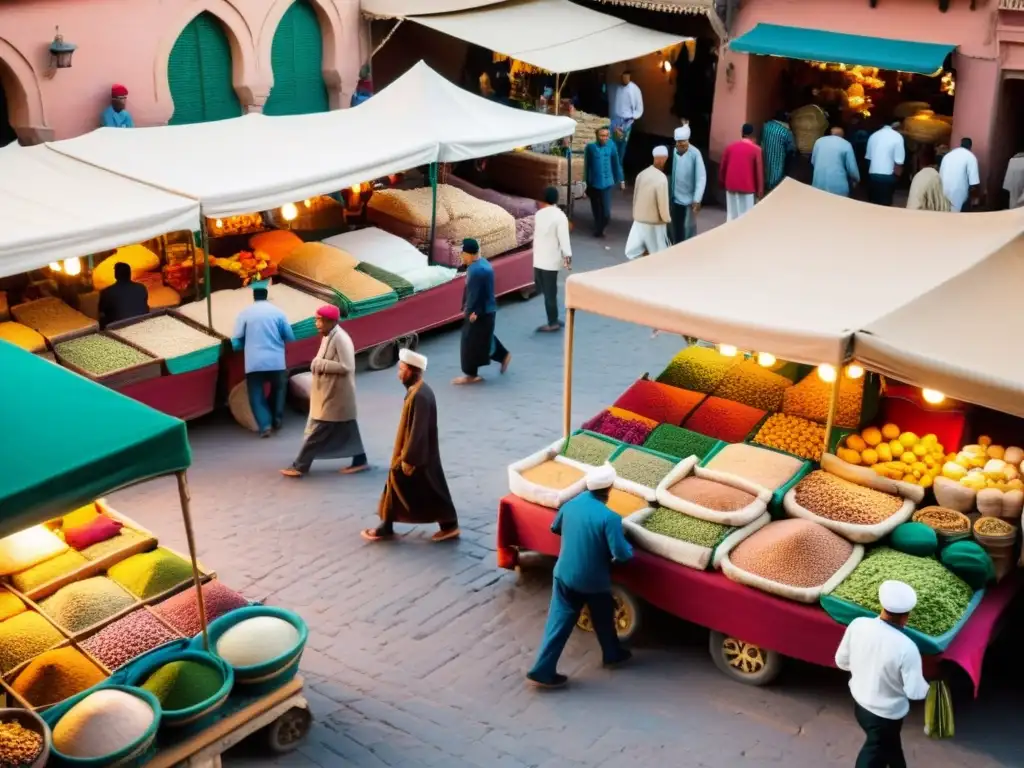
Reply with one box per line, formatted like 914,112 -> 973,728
0,342 -> 192,535
729,23 -> 954,75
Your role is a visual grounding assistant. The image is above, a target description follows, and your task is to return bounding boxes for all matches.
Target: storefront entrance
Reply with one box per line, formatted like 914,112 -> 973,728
0,81 -> 16,147
991,76 -> 1024,207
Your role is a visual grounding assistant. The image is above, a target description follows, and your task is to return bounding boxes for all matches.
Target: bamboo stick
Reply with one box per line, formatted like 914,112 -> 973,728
177,471 -> 210,651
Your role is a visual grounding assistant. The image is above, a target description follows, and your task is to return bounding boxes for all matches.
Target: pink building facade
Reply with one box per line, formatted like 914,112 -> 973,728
709,0 -> 1024,200
0,0 -> 366,144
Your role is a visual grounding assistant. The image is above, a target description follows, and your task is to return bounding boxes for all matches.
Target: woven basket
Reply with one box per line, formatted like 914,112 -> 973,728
894,101 -> 932,119
902,113 -> 951,145
789,105 -> 828,154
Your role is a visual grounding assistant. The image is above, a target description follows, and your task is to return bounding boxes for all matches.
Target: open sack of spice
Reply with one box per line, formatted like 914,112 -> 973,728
609,445 -> 681,503
656,457 -> 771,527
785,464 -> 917,544
508,438 -> 590,508
717,518 -> 865,604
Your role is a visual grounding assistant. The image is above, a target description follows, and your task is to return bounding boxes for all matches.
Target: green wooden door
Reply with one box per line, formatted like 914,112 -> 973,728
263,0 -> 329,116
167,13 -> 243,125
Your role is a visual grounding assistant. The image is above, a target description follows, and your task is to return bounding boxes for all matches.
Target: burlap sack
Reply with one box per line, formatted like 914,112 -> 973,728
288,372 -> 312,413
228,382 -> 259,433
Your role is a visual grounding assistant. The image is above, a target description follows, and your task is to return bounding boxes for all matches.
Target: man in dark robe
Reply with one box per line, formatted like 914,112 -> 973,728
98,261 -> 148,328
453,238 -> 511,385
362,349 -> 460,543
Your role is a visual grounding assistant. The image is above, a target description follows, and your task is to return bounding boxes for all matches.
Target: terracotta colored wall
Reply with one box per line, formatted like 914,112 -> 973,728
0,0 -> 365,143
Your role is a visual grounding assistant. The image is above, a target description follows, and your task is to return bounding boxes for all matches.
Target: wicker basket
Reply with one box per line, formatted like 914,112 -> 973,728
789,105 -> 828,154
894,101 -> 932,119
902,113 -> 952,145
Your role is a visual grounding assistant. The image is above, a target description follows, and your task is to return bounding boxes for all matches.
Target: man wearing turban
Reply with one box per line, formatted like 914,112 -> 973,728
101,84 -> 134,128
668,123 -> 706,242
624,146 -> 672,260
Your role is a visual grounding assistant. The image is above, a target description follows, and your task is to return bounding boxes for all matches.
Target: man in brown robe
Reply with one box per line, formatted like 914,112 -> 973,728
362,349 -> 460,542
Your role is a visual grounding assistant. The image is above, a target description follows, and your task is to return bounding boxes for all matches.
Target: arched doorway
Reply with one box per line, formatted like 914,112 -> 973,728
0,81 -> 16,147
263,0 -> 329,116
167,12 -> 243,125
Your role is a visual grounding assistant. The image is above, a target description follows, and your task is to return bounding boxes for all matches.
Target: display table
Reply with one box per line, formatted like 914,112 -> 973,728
115,365 -> 220,421
497,494 -> 1021,693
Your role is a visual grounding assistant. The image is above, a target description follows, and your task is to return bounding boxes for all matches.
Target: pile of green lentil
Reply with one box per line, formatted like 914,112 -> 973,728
108,548 -> 194,600
55,334 -> 154,376
141,659 -> 223,710
643,424 -> 719,460
657,347 -> 737,393
831,547 -> 974,637
562,434 -> 618,466
611,448 -> 676,489
40,577 -> 136,633
641,507 -> 732,549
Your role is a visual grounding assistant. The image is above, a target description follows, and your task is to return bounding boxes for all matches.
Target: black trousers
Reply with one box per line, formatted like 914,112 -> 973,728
868,174 -> 896,206
587,186 -> 613,236
855,704 -> 906,768
533,268 -> 559,325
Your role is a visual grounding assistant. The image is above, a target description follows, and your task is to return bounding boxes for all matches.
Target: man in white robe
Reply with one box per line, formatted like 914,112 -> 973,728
624,146 -> 672,260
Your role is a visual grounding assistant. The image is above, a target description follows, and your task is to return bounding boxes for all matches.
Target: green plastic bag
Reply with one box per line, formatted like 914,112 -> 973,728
924,680 -> 954,739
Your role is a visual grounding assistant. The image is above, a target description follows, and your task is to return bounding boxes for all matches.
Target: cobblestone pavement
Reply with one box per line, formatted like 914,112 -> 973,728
113,199 -> 1020,767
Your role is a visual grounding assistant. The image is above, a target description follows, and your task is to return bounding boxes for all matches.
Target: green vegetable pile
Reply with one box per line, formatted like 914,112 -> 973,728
641,507 -> 731,548
831,547 -> 974,637
656,346 -> 736,393
643,424 -> 718,460
55,334 -> 153,375
562,434 -> 618,466
612,448 -> 675,489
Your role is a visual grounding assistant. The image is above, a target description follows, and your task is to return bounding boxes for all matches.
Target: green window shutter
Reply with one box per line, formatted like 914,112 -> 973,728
168,13 -> 243,126
264,1 -> 329,116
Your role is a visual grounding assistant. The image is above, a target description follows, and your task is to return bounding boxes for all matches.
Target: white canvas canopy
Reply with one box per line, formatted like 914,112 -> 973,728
0,143 -> 199,279
47,111 -> 438,219
404,0 -> 689,73
362,0 -> 506,16
356,61 -> 575,161
565,180 -> 1024,367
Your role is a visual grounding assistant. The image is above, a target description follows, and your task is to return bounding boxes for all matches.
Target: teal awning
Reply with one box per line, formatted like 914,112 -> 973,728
0,343 -> 192,535
729,24 -> 954,75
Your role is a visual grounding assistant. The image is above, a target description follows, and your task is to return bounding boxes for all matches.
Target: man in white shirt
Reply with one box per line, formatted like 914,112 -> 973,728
1002,149 -> 1024,209
612,70 -> 643,169
835,580 -> 930,768
864,122 -> 906,206
532,186 -> 572,333
940,137 -> 981,212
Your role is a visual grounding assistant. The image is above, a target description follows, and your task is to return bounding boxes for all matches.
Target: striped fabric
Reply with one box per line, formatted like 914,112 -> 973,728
761,120 -> 796,192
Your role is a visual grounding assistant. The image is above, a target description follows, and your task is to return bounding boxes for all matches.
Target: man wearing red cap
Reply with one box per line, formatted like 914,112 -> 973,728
101,84 -> 134,128
281,305 -> 367,477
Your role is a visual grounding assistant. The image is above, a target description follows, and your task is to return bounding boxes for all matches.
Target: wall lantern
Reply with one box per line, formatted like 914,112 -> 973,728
47,27 -> 77,74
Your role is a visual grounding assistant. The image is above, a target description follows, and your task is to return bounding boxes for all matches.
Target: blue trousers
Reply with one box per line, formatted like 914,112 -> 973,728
528,578 -> 624,682
246,370 -> 287,433
612,124 -> 632,168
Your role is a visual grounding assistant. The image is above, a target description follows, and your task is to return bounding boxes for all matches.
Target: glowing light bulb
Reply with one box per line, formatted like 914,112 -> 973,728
63,257 -> 81,276
757,352 -> 776,368
845,364 -> 864,379
922,389 -> 945,405
48,262 -> 62,272
303,199 -> 312,208
214,219 -> 223,229
280,203 -> 298,222
718,344 -> 737,358
817,364 -> 837,383
350,184 -> 361,196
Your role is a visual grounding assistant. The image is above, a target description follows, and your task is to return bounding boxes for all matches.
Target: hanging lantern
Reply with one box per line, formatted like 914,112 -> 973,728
845,364 -> 865,379
280,203 -> 298,222
817,364 -> 837,383
757,352 -> 776,368
718,344 -> 738,357
63,257 -> 82,276
922,389 -> 946,405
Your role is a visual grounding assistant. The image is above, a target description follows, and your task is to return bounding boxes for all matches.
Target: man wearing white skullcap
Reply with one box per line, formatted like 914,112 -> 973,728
835,580 -> 929,766
624,146 -> 672,260
669,122 -> 706,243
526,464 -> 634,688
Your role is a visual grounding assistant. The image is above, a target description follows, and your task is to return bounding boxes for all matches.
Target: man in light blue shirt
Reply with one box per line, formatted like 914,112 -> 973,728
811,127 -> 860,197
101,84 -> 134,128
233,282 -> 295,437
669,124 -> 706,242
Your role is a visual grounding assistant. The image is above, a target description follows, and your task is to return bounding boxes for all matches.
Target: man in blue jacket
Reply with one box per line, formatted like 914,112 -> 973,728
452,239 -> 511,385
584,127 -> 625,238
527,464 -> 634,688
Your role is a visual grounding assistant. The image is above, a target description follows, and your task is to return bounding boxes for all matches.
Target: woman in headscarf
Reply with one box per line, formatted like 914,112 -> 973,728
906,167 -> 951,212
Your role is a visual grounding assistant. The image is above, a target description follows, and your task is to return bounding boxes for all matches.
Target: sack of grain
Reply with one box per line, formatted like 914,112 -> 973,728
508,439 -> 588,508
656,459 -> 769,526
821,453 -> 926,503
228,382 -> 259,433
624,507 -> 768,571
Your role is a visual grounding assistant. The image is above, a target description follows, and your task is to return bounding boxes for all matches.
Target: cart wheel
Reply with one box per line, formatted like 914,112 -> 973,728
576,586 -> 641,642
367,341 -> 397,371
709,631 -> 782,686
397,332 -> 420,352
265,706 -> 312,754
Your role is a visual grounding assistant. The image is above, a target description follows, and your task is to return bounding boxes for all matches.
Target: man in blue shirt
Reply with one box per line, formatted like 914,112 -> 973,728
527,464 -> 634,688
584,127 -> 625,238
232,282 -> 295,437
101,84 -> 134,128
453,239 -> 510,385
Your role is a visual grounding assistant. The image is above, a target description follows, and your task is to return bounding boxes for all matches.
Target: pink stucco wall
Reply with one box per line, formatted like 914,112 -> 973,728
0,0 -> 364,143
709,0 -> 1023,193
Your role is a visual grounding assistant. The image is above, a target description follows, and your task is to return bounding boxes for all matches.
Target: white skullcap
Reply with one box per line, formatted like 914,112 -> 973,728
674,125 -> 691,141
398,348 -> 427,371
879,580 -> 917,614
652,146 -> 669,158
586,463 -> 616,491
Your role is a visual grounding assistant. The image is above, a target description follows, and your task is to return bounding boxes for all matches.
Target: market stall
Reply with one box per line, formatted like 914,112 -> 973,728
497,181 -> 1024,695
0,343 -> 311,764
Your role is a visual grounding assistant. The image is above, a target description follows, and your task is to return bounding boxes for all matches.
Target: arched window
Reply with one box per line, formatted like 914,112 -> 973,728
167,12 -> 243,125
263,0 -> 329,116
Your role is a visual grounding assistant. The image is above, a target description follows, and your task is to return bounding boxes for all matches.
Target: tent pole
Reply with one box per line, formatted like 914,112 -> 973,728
566,147 -> 574,221
823,370 -> 842,457
428,162 -> 438,266
562,308 -> 575,437
176,471 -> 210,651
200,218 -> 213,329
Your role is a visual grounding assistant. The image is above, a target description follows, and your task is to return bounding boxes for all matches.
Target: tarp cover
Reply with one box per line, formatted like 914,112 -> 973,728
856,237 -> 1024,417
362,0 -> 506,16
409,0 -> 689,72
47,112 -> 438,218
729,23 -> 954,76
0,143 -> 199,278
356,61 -> 575,161
565,180 -> 1024,367
0,343 -> 192,535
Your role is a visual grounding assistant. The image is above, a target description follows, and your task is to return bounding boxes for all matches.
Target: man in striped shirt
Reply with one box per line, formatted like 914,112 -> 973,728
761,111 -> 796,194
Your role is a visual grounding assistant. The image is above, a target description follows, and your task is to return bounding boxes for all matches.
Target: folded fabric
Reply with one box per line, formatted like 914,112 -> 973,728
352,264 -> 413,299
405,265 -> 458,293
322,227 -> 427,277
63,516 -> 124,551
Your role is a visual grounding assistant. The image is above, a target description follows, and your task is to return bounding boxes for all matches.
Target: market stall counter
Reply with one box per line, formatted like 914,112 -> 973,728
497,494 -> 1020,690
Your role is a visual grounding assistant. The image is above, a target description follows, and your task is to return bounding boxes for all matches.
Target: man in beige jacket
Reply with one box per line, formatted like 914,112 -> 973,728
625,146 -> 672,260
280,305 -> 368,477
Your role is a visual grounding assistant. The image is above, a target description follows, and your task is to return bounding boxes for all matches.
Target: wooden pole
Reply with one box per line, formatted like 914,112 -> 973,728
822,368 -> 842,457
200,219 -> 213,330
563,308 -> 575,437
176,471 -> 210,651
427,162 -> 438,266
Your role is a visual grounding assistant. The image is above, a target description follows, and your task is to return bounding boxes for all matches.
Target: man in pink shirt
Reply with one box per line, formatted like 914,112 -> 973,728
719,123 -> 764,221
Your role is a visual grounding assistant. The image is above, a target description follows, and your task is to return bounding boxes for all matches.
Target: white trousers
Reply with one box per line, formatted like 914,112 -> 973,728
624,222 -> 671,260
726,192 -> 755,222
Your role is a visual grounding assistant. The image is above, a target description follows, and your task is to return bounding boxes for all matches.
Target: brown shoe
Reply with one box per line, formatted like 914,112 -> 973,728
431,528 -> 461,542
501,353 -> 512,374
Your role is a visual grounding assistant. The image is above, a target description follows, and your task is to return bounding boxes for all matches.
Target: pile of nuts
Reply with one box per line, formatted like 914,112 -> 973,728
730,519 -> 854,588
793,470 -> 903,525
0,720 -> 43,766
912,506 -> 970,533
974,516 -> 1015,537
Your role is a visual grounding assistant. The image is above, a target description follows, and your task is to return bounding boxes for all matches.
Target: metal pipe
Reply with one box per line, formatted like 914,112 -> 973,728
176,471 -> 210,651
563,308 -> 576,437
